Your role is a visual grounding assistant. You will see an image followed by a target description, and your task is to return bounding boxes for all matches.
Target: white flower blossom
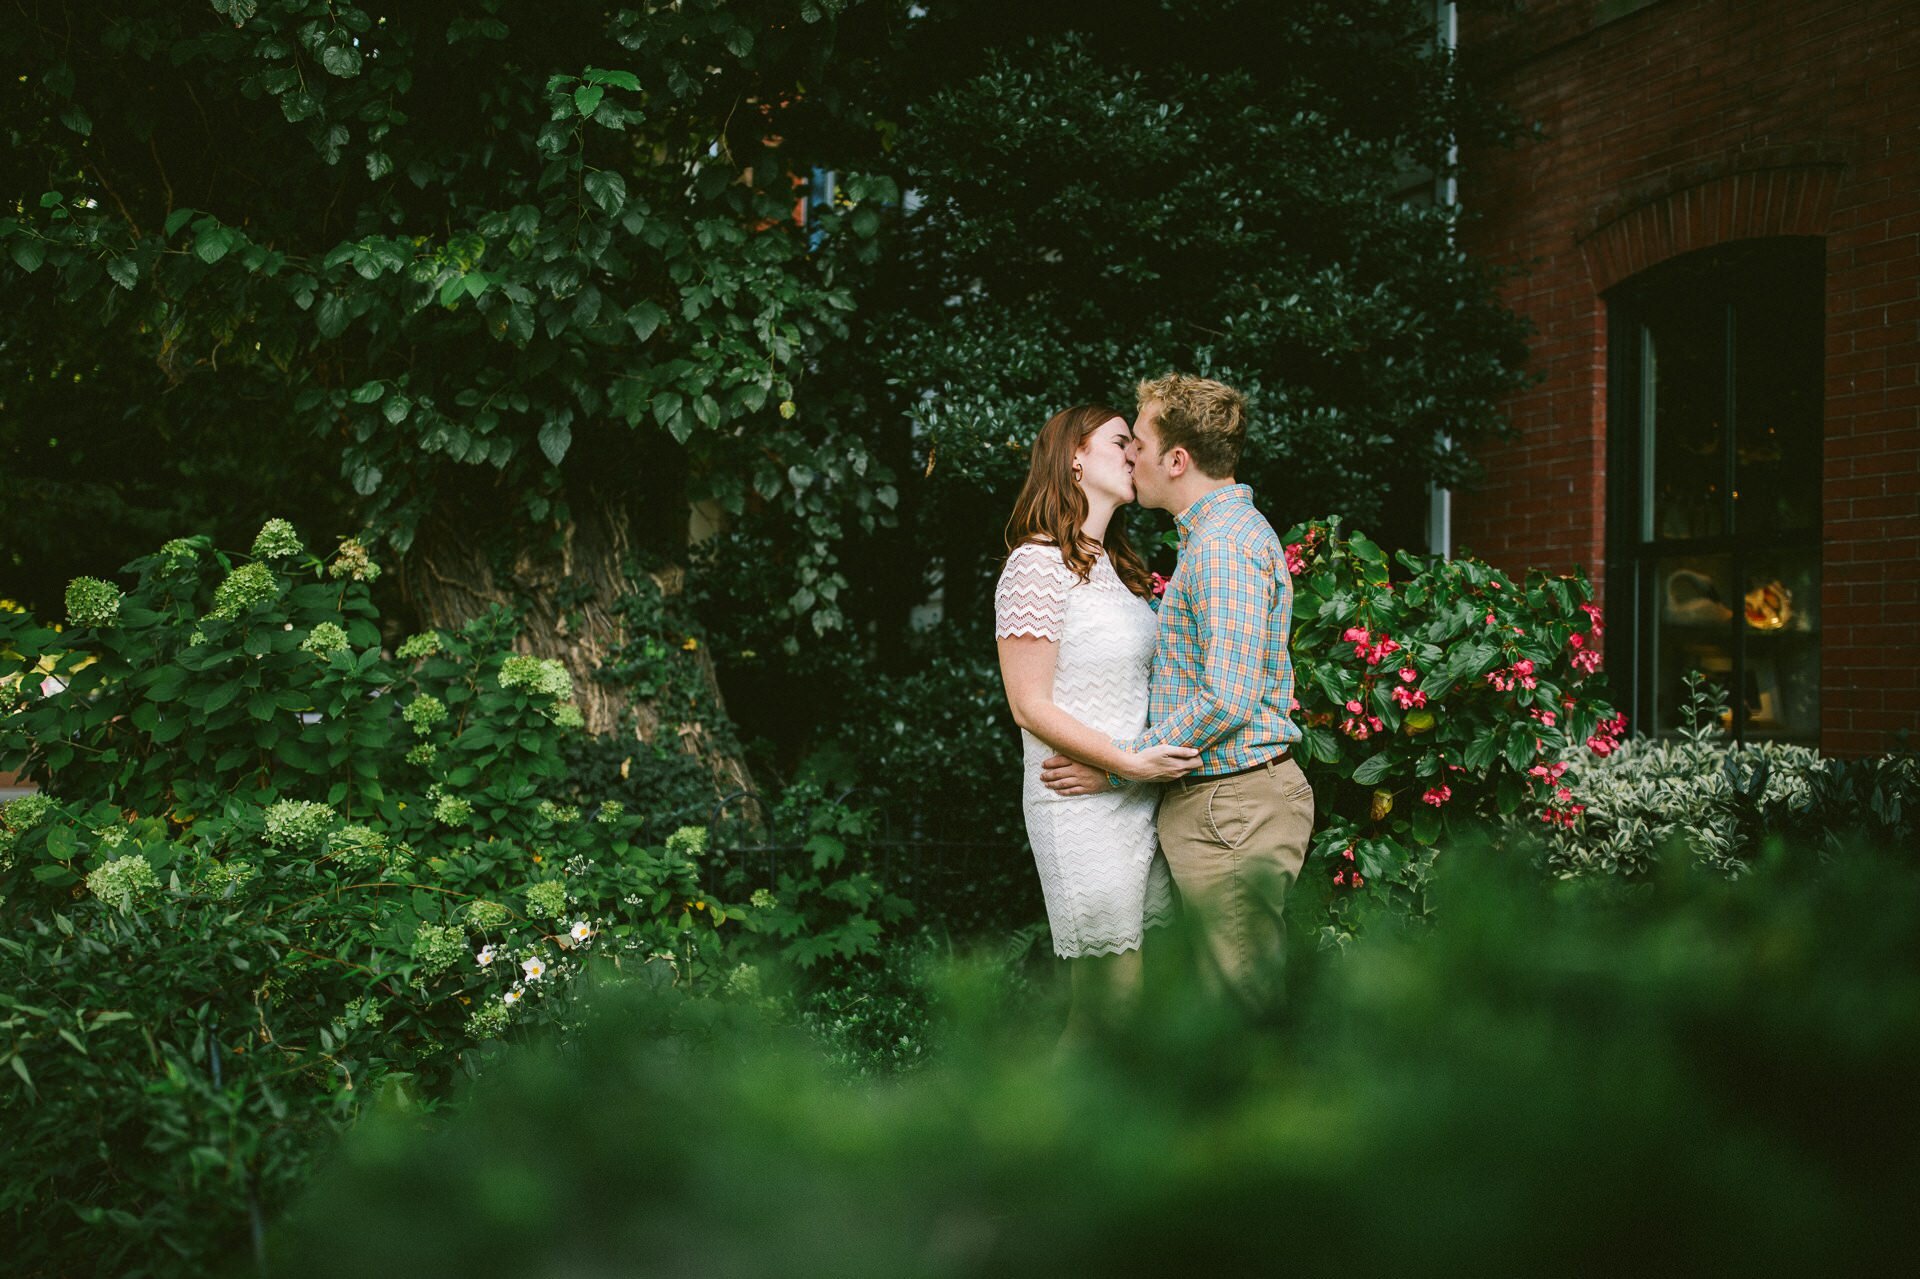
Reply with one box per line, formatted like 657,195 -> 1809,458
476,945 -> 496,966
503,986 -> 523,1006
520,956 -> 547,982
569,921 -> 593,943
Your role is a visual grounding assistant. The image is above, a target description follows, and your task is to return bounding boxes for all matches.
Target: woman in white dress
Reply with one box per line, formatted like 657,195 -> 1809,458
993,404 -> 1200,1038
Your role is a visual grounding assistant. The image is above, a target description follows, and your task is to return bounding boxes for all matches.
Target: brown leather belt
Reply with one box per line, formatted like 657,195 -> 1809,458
1178,747 -> 1293,788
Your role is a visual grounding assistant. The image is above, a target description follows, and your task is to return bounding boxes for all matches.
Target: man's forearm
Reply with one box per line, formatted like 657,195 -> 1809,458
1124,688 -> 1250,756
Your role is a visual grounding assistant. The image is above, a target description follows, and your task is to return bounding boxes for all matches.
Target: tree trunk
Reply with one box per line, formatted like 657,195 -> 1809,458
397,485 -> 754,803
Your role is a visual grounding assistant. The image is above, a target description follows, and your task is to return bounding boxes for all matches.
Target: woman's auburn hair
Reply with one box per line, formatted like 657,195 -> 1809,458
1003,403 -> 1156,601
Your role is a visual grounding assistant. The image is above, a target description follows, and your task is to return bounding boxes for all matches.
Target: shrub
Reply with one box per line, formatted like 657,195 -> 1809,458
712,780 -> 916,973
270,841 -> 1920,1276
1281,519 -> 1622,931
1529,673 -> 1920,879
0,522 -> 831,1276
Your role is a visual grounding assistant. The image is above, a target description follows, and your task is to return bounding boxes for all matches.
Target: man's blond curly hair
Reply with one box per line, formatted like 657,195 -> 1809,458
1135,373 -> 1248,479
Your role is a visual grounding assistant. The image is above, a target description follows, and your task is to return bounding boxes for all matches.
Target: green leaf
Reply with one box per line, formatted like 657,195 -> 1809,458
1410,802 -> 1441,845
7,1054 -> 30,1092
1351,753 -> 1392,785
584,170 -> 626,216
316,293 -> 348,338
1497,770 -> 1523,815
805,834 -> 846,869
1303,726 -> 1340,765
105,257 -> 139,290
1463,727 -> 1501,771
574,85 -> 604,118
583,68 -> 641,91
625,300 -> 665,341
11,239 -> 46,272
320,43 -> 362,78
1504,721 -> 1537,773
194,225 -> 232,264
537,418 -> 571,466
651,391 -> 683,429
164,207 -> 196,237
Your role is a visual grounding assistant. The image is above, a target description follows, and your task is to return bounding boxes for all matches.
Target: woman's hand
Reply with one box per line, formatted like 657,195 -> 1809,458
1122,744 -> 1202,782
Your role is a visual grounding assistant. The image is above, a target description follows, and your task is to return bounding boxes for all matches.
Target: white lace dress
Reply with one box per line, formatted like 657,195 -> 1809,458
994,541 -> 1175,958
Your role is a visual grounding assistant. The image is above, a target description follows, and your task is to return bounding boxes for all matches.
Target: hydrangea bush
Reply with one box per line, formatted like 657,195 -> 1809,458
0,521 -> 892,1276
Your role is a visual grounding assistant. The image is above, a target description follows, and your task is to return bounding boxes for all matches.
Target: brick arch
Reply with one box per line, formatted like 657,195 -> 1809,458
1579,159 -> 1847,294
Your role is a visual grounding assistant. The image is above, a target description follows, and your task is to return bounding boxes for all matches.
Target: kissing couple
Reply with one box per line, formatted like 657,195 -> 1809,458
993,373 -> 1313,1038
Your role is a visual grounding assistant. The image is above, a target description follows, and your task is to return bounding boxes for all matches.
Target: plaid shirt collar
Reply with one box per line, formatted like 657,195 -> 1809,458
1174,482 -> 1254,544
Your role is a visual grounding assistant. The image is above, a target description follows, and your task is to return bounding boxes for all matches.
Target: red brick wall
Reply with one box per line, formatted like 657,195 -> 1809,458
1455,0 -> 1920,755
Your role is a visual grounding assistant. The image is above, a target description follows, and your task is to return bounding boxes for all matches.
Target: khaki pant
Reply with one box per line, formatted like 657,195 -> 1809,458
1156,755 -> 1315,1012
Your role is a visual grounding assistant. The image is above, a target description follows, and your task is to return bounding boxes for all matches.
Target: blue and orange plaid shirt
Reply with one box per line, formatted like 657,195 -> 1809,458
1120,484 -> 1300,775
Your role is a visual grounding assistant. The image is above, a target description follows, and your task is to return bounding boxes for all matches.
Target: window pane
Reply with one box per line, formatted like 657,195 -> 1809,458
1739,548 -> 1821,741
1649,552 -> 1736,735
1645,306 -> 1727,541
1732,254 -> 1823,535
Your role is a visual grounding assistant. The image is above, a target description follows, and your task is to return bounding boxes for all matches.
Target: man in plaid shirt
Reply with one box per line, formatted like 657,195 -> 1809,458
1042,373 -> 1313,1011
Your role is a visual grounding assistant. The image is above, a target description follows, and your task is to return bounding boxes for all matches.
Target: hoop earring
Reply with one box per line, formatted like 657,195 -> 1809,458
1071,463 -> 1083,481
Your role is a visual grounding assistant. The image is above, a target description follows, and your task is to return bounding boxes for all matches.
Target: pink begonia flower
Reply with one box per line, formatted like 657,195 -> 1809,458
1421,785 -> 1453,807
1346,699 -> 1363,714
1399,666 -> 1418,683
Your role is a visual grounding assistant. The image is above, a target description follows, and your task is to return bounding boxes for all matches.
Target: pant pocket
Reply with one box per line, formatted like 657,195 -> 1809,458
1204,780 -> 1252,850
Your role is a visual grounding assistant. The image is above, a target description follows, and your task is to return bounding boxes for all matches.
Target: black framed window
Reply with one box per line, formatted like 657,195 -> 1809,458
1605,237 -> 1824,743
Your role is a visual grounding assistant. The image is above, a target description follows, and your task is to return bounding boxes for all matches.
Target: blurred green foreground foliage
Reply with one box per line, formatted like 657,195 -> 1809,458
273,841 -> 1920,1276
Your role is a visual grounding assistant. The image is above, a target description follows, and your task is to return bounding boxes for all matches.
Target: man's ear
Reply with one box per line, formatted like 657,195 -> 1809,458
1166,447 -> 1190,479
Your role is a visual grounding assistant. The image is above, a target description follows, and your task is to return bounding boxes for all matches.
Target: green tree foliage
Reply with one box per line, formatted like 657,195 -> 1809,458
693,0 -> 1533,767
855,0 -> 1532,628
3,1 -> 1538,813
1,0 -> 900,714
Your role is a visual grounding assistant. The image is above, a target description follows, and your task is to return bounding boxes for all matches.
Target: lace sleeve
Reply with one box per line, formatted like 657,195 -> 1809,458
994,542 -> 1076,641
